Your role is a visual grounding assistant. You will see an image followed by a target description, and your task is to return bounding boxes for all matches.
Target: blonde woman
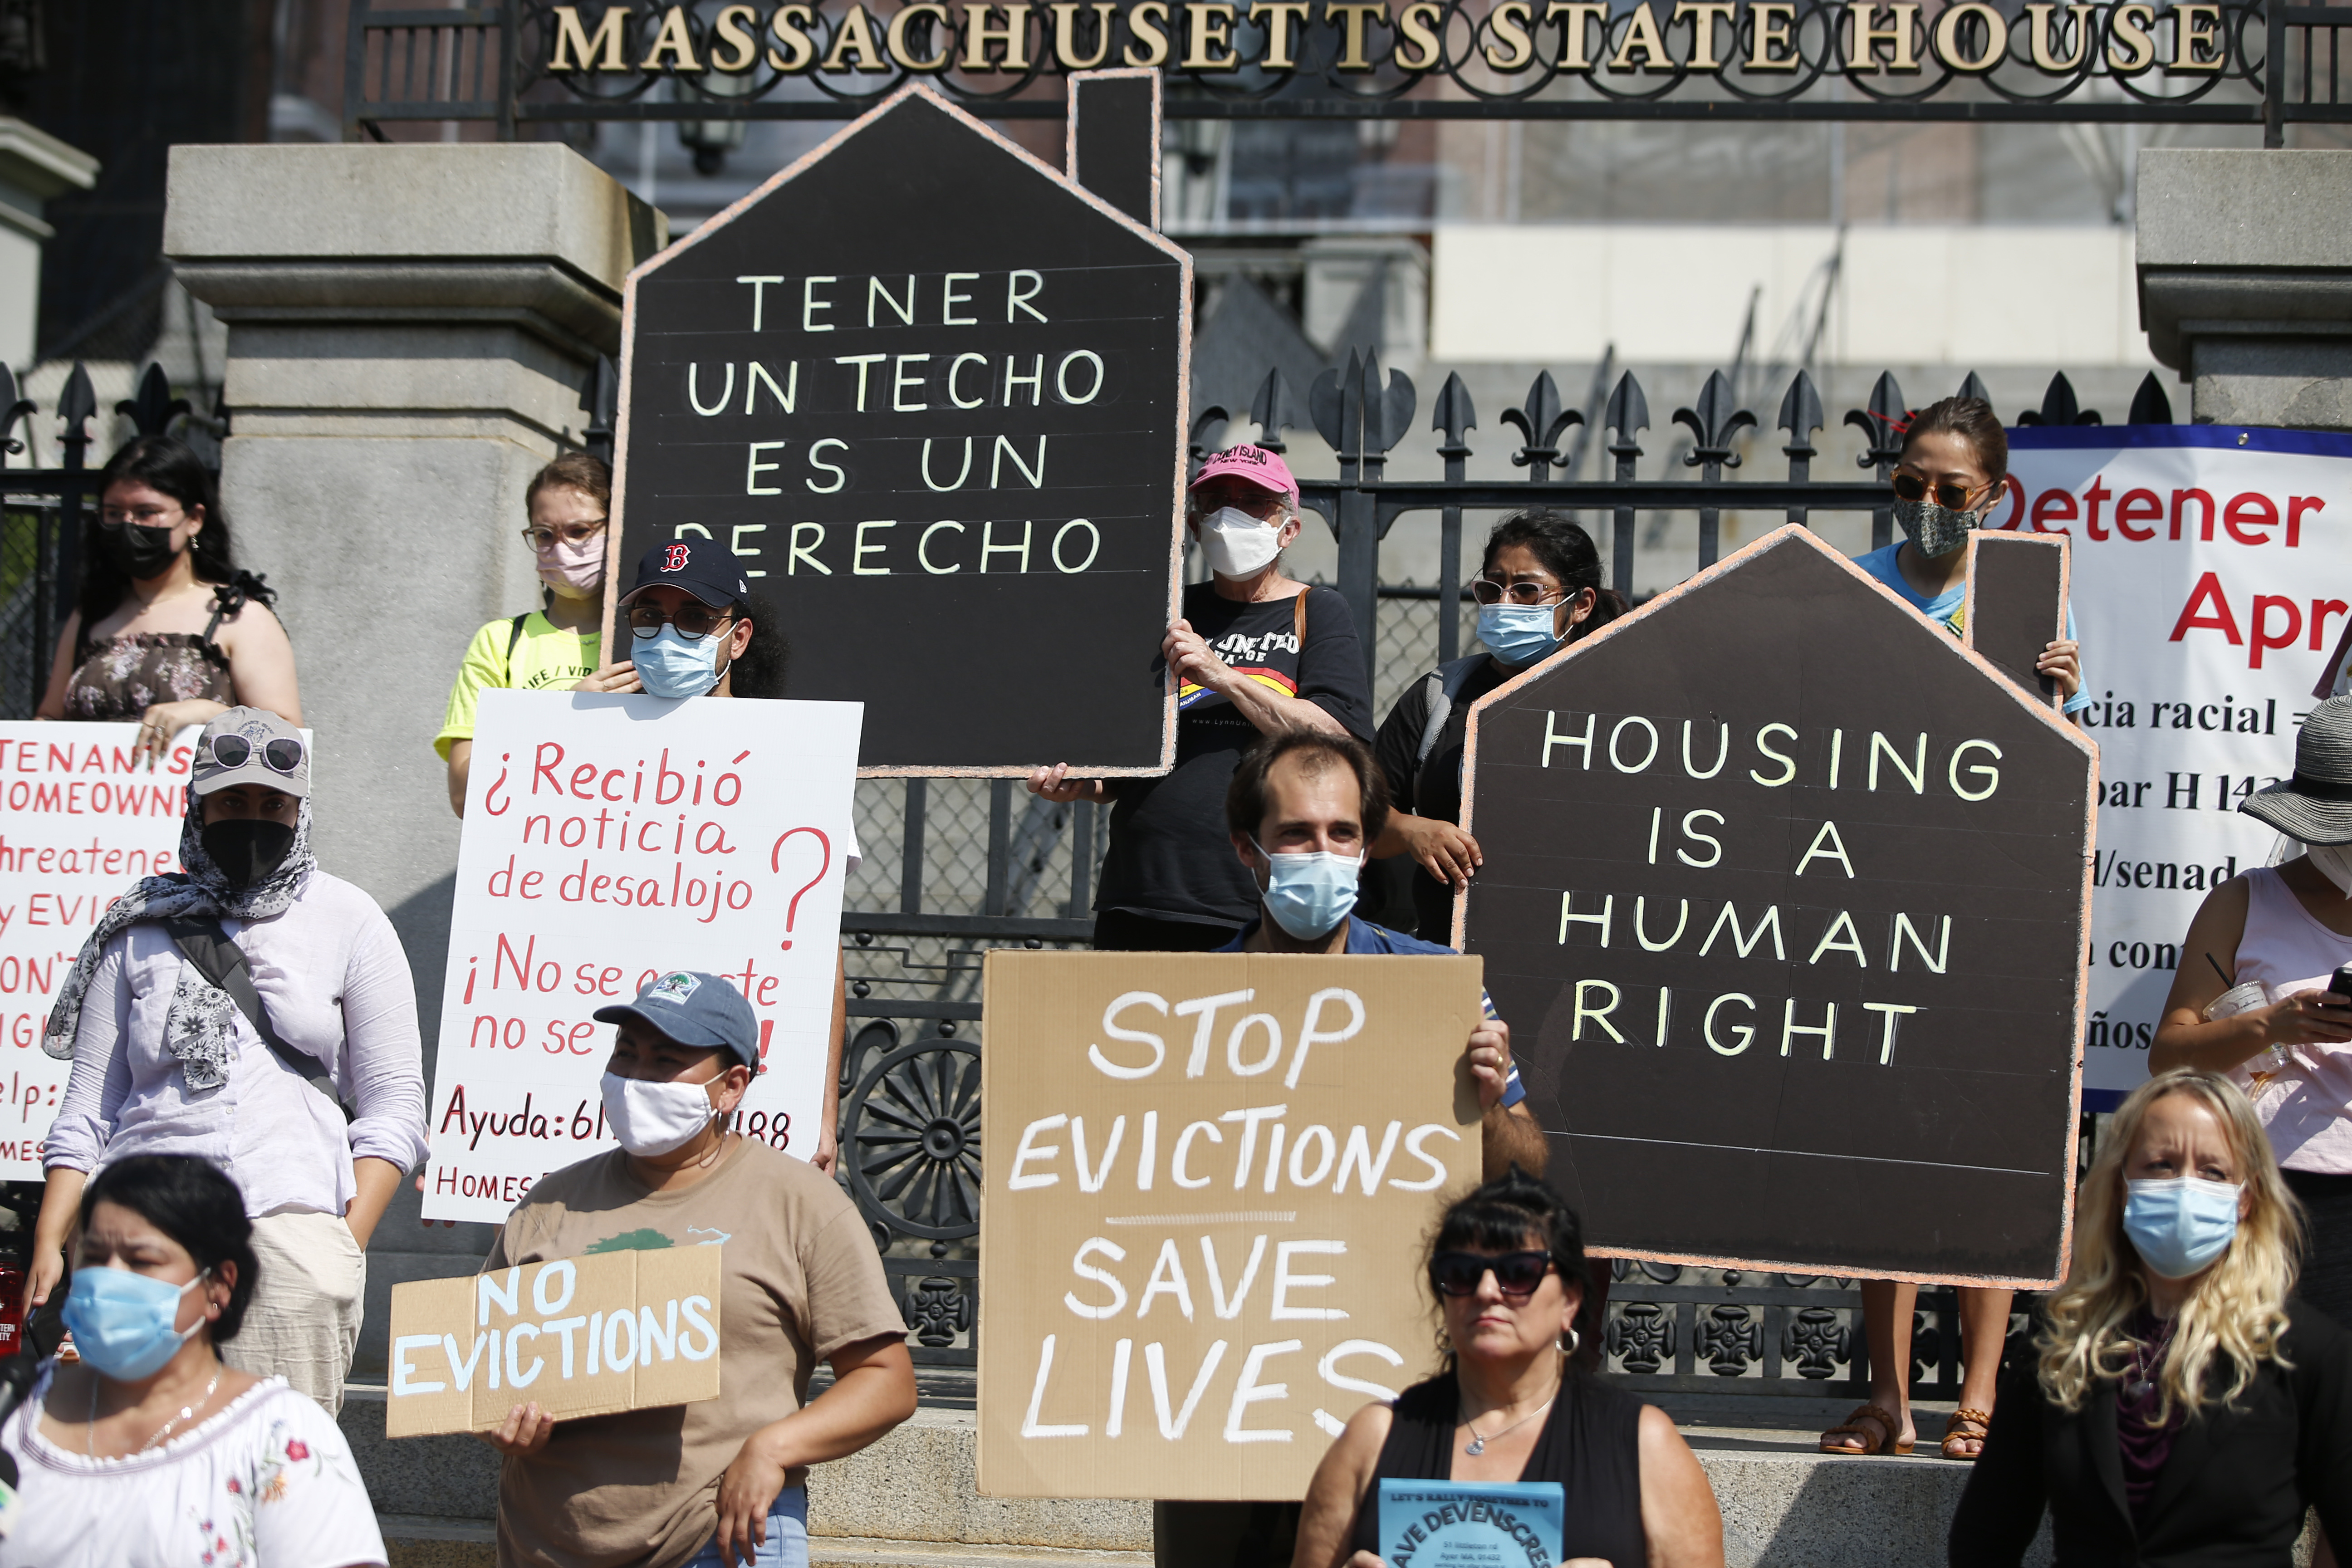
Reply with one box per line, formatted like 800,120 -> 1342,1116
1948,1070 -> 2352,1566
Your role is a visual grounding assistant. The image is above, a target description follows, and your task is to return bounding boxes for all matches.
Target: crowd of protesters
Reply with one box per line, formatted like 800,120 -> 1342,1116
5,412 -> 2351,1568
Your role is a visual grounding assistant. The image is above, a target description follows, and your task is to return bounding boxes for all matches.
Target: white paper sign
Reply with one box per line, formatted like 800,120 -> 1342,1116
421,690 -> 861,1221
0,723 -> 198,1177
2004,425 -> 2352,1106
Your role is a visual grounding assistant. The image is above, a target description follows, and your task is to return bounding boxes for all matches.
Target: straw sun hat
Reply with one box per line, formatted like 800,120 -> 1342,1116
2241,695 -> 2352,847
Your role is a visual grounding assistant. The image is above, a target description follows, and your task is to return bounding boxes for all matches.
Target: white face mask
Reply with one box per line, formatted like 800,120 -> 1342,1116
600,1071 -> 720,1157
1196,506 -> 1284,578
2308,842 -> 2352,899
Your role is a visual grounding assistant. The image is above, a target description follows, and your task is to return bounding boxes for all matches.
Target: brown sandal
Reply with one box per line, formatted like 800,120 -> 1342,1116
1819,1403 -> 1913,1456
1941,1408 -> 1992,1460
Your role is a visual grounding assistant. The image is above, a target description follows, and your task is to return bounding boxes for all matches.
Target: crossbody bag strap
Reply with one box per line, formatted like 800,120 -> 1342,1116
158,916 -> 350,1117
505,612 -> 530,682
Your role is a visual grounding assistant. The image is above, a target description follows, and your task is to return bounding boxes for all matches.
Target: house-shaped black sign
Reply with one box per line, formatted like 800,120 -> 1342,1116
1459,526 -> 2096,1286
611,84 -> 1189,774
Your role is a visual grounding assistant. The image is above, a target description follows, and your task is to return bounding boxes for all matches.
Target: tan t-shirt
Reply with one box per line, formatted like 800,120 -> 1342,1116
485,1137 -> 907,1568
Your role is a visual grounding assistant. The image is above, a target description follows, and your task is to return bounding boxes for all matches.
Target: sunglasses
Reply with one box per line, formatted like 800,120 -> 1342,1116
207,734 -> 304,775
1891,473 -> 1984,510
1428,1249 -> 1554,1299
1471,578 -> 1568,607
627,603 -> 735,641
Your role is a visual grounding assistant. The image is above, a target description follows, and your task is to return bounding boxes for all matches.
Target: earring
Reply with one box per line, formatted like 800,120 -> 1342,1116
1558,1326 -> 1580,1357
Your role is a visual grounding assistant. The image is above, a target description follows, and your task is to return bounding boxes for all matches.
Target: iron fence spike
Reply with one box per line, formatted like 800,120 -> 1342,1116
1188,407 -> 1230,466
1250,368 -> 1296,451
1957,370 -> 1992,407
1430,371 -> 1477,446
1776,369 -> 1823,445
1604,370 -> 1649,446
58,362 -> 95,429
2038,371 -> 2080,427
2127,371 -> 2176,426
1307,365 -> 1345,451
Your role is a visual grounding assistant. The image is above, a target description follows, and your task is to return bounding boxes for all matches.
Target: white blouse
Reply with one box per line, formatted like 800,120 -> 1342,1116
0,1368 -> 387,1568
44,870 -> 429,1217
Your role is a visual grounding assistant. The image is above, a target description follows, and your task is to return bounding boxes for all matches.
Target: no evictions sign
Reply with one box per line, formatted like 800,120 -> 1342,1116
978,951 -> 1483,1500
1460,527 -> 2096,1286
420,690 -> 861,1222
611,83 -> 1190,775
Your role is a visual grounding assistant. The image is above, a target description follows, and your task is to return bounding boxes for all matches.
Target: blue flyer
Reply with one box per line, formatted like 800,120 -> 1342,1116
1377,1479 -> 1566,1568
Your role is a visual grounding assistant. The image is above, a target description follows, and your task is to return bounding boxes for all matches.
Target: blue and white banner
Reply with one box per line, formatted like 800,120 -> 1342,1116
2004,425 -> 2352,1107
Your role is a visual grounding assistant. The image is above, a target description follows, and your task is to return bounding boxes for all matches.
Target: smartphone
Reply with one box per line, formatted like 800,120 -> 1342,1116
2329,965 -> 2352,1005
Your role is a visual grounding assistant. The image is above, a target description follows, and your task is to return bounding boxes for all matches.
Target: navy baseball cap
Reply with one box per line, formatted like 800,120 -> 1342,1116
620,538 -> 752,610
593,970 -> 761,1073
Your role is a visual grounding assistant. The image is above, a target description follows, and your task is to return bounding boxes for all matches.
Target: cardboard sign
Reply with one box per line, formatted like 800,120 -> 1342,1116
978,951 -> 1485,1501
420,690 -> 859,1221
1460,526 -> 2095,1287
384,1247 -> 723,1436
2004,426 -> 2352,1107
1963,530 -> 2069,709
609,83 -> 1191,776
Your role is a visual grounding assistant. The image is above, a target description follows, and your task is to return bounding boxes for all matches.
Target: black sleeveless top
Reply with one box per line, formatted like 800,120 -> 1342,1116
1347,1371 -> 1649,1566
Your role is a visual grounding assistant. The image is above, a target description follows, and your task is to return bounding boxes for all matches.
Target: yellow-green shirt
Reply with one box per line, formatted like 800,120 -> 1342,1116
434,612 -> 601,760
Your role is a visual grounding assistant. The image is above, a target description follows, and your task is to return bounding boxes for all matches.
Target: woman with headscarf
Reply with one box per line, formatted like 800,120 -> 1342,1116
21,708 -> 427,1415
2154,694 -> 2352,1336
1949,1069 -> 2352,1564
38,436 -> 299,769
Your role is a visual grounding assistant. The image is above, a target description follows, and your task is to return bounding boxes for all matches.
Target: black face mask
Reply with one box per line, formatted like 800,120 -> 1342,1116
201,819 -> 296,889
98,519 -> 184,580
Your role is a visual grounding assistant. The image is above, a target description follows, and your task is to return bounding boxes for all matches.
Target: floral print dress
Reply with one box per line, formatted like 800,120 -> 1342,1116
64,632 -> 235,721
0,1368 -> 387,1568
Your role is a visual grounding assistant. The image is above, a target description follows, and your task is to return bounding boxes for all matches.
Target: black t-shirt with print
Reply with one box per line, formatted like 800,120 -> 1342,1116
1372,655 -> 1513,940
1096,582 -> 1372,926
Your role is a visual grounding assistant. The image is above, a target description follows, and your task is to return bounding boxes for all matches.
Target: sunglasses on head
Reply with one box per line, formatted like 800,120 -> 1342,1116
1891,473 -> 1983,510
1428,1249 -> 1553,1299
207,734 -> 304,775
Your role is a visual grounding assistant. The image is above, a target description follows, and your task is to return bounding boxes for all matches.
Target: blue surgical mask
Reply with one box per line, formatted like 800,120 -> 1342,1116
1252,838 -> 1362,941
62,1265 -> 210,1382
1476,603 -> 1563,668
2123,1177 -> 2241,1280
632,625 -> 725,701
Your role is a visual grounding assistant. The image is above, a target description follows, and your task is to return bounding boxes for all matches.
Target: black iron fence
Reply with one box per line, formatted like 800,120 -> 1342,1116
837,353 -> 2145,1406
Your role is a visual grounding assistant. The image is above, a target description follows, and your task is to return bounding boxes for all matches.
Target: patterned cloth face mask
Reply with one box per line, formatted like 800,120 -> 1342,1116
1891,497 -> 1989,560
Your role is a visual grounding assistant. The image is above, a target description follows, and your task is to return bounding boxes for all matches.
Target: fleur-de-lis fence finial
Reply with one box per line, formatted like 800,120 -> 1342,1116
2127,371 -> 2176,426
1501,370 -> 1581,480
1673,370 -> 1756,474
117,363 -> 190,439
2018,371 -> 2100,427
1249,367 -> 1297,454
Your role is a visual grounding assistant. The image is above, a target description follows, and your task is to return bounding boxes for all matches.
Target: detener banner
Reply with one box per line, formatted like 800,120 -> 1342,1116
2004,425 -> 2352,1108
610,83 -> 1190,776
421,690 -> 860,1221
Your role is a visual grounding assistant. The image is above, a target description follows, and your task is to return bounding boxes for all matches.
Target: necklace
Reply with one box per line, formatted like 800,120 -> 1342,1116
87,1364 -> 223,1456
1460,1387 -> 1559,1456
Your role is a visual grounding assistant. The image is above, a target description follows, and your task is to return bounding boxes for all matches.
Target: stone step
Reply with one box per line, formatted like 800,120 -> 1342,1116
813,1541 -> 1150,1567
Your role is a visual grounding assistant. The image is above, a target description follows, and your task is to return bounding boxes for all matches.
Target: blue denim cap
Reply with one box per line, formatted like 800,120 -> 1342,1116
593,970 -> 760,1073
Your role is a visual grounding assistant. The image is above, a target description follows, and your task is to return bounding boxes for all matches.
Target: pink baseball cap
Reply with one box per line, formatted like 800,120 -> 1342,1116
1190,443 -> 1297,501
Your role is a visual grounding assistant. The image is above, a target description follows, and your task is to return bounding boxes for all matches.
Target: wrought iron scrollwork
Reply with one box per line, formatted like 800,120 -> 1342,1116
1607,1302 -> 1674,1374
903,1272 -> 976,1349
1782,1306 -> 1849,1379
1696,1305 -> 1762,1377
844,1035 -> 982,1241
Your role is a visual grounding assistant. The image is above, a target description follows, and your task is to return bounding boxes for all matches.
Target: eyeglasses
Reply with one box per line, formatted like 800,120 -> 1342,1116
522,520 -> 608,550
1891,473 -> 1984,510
1428,1249 -> 1554,1299
1471,577 -> 1567,607
627,602 -> 735,641
207,733 -> 304,775
101,505 -> 180,528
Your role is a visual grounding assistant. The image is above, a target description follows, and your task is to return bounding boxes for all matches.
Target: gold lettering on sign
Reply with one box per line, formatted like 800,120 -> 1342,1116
1393,0 -> 1443,68
1671,1 -> 1736,71
1249,0 -> 1315,67
1484,0 -> 1535,69
1325,2 -> 1391,68
823,5 -> 890,69
889,3 -> 956,69
1544,0 -> 1611,69
1845,0 -> 1921,71
2022,3 -> 2094,70
1607,1 -> 1673,70
1124,0 -> 1173,63
2106,0 -> 2158,69
1929,0 -> 2007,70
639,4 -> 704,69
2169,1 -> 2225,69
1183,1 -> 1241,68
710,5 -> 762,69
962,2 -> 1036,68
1745,0 -> 1798,67
548,4 -> 632,70
766,4 -> 818,69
